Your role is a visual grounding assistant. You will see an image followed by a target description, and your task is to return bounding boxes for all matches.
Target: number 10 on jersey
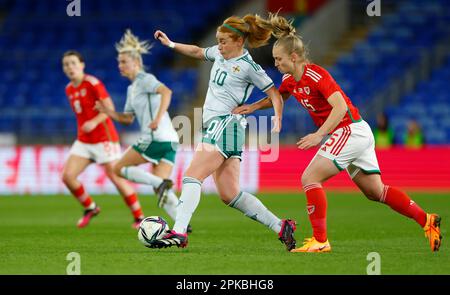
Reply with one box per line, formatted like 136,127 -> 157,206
212,69 -> 227,86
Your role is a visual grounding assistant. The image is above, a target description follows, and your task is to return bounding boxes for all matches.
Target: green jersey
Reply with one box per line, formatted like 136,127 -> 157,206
124,71 -> 179,143
203,45 -> 274,123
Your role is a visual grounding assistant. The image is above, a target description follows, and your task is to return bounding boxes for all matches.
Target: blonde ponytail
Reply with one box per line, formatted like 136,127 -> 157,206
267,13 -> 309,62
115,29 -> 152,68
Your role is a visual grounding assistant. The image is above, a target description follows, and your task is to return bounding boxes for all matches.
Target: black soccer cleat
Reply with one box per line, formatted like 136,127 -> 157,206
154,179 -> 173,208
147,230 -> 188,249
278,219 -> 297,251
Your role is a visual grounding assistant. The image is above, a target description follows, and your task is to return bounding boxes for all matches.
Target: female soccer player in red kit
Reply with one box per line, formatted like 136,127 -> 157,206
62,50 -> 144,229
234,14 -> 442,252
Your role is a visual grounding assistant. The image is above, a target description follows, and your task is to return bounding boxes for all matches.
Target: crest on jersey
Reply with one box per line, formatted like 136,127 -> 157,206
304,87 -> 310,95
232,66 -> 240,73
80,88 -> 87,97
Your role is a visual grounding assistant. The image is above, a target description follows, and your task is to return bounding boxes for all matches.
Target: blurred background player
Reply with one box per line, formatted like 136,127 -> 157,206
234,13 -> 442,252
152,15 -> 296,250
61,50 -> 144,229
95,30 -> 182,229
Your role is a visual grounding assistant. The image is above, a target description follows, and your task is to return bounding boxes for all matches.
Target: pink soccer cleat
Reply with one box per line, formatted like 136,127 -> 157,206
77,206 -> 101,228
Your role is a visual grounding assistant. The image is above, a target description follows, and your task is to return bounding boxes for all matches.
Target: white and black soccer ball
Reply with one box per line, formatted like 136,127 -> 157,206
137,216 -> 169,247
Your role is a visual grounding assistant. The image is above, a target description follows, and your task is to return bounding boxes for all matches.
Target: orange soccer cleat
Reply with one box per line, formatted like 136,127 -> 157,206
290,237 -> 331,253
423,213 -> 442,252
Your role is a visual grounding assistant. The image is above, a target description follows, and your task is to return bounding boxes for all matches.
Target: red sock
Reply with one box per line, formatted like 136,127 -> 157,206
71,184 -> 93,209
304,183 -> 328,242
124,193 -> 144,220
381,186 -> 427,227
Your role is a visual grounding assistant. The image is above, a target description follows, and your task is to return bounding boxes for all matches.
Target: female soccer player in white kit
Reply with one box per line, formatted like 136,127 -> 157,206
96,30 -> 181,227
234,14 -> 442,252
152,15 -> 297,250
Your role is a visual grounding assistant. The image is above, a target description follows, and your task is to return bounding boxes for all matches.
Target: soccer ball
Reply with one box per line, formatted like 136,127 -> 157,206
137,216 -> 169,247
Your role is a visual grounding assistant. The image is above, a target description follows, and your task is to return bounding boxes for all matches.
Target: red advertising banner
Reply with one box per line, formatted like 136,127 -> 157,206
0,146 -> 259,195
0,146 -> 449,195
259,146 -> 450,192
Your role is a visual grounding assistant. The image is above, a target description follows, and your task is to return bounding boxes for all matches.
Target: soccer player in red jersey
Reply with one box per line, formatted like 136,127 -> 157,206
62,50 -> 144,229
234,14 -> 442,252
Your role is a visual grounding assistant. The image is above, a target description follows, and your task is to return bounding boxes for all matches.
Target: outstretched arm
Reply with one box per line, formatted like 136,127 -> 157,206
233,92 -> 290,115
154,30 -> 205,60
95,100 -> 135,125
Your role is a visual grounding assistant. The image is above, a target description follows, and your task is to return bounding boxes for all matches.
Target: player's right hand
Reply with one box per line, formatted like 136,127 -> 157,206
94,101 -> 106,113
154,30 -> 171,47
81,120 -> 98,133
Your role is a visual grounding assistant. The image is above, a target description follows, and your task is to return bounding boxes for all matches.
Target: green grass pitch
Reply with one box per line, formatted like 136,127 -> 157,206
0,192 -> 448,274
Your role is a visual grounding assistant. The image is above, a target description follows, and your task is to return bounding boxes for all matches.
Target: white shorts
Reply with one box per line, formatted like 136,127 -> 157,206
69,140 -> 122,164
316,120 -> 380,178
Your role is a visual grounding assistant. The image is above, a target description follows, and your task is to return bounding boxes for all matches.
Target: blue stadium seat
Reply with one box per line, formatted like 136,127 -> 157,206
0,0 -> 237,139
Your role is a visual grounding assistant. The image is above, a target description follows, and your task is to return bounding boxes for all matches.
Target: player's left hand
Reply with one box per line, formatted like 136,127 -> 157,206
81,120 -> 98,133
297,132 -> 323,150
233,104 -> 255,115
271,115 -> 281,133
149,120 -> 159,131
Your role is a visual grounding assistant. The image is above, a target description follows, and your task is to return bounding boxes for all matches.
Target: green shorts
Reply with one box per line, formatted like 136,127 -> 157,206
202,114 -> 246,160
132,141 -> 178,165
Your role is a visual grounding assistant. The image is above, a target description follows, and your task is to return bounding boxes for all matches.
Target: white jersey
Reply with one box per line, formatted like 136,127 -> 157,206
203,45 -> 274,123
124,71 -> 179,143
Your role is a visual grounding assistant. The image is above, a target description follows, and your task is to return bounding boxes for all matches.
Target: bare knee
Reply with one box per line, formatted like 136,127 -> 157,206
301,173 -> 308,187
105,167 -> 119,183
362,185 -> 384,202
61,170 -> 75,186
112,162 -> 123,178
184,167 -> 206,183
219,193 -> 232,205
217,185 -> 240,205
301,172 -> 320,187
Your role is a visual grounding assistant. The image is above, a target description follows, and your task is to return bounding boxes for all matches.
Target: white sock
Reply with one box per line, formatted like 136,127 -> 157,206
87,202 -> 96,210
229,191 -> 282,233
173,177 -> 202,234
120,166 -> 163,188
162,189 -> 179,221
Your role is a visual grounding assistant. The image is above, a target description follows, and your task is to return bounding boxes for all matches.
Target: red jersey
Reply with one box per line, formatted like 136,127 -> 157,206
65,74 -> 119,143
279,64 -> 361,132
